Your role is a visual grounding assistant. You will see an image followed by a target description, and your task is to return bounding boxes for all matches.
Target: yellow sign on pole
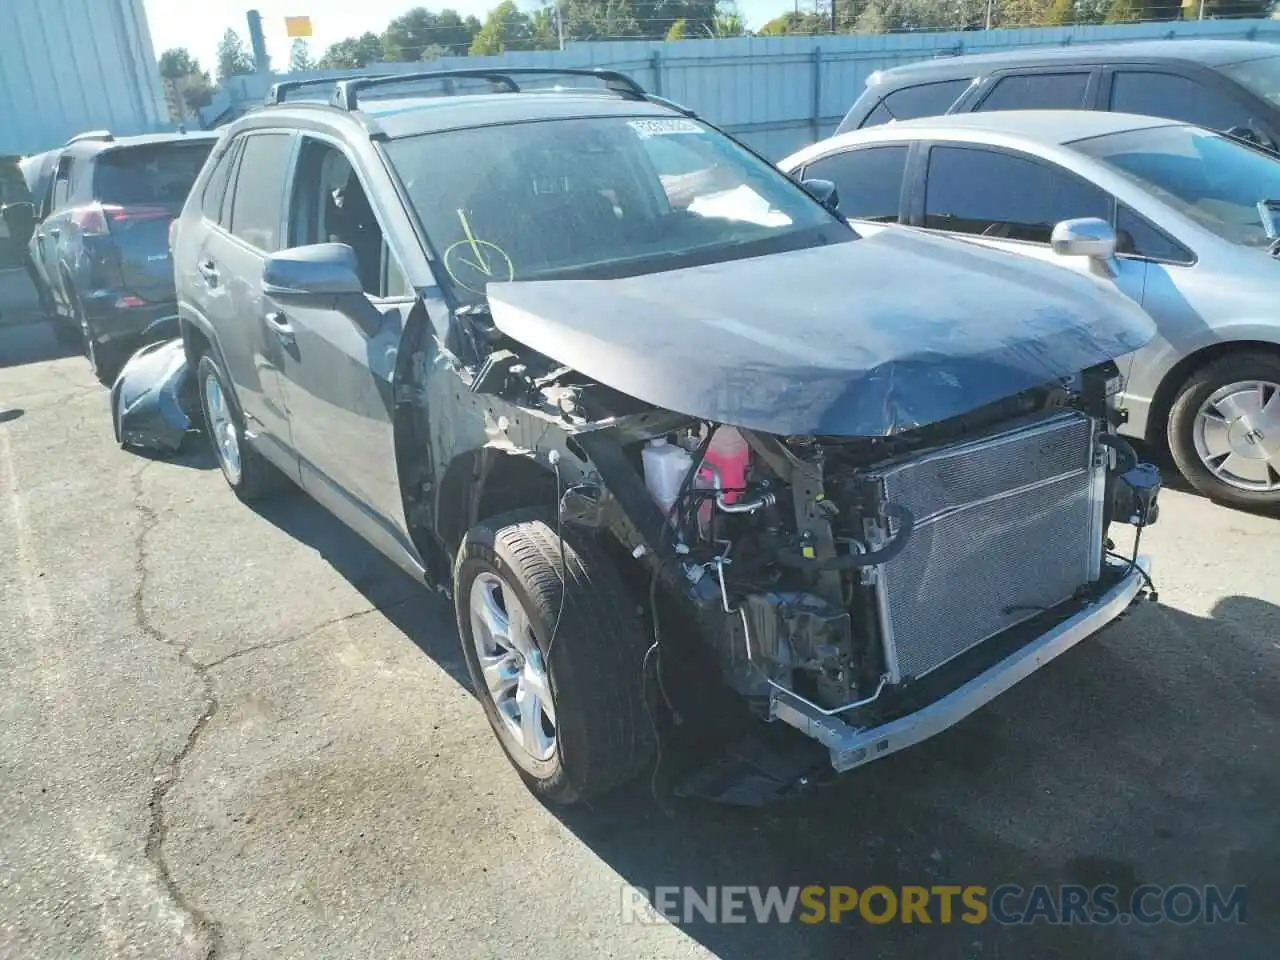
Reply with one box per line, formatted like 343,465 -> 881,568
284,16 -> 313,38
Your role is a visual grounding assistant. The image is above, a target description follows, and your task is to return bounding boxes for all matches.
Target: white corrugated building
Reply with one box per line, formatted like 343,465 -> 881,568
0,0 -> 167,155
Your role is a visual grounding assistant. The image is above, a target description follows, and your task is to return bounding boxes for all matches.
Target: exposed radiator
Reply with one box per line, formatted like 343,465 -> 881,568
865,410 -> 1105,685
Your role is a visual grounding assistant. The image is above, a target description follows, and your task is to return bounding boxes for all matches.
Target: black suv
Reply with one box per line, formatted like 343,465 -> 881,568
171,68 -> 1159,805
838,39 -> 1280,150
27,131 -> 217,380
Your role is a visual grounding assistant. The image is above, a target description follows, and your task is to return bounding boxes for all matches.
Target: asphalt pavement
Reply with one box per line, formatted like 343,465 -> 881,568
1,320 -> 1277,959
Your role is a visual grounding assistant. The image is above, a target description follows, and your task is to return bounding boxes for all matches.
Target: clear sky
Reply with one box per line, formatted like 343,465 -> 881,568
141,0 -> 796,74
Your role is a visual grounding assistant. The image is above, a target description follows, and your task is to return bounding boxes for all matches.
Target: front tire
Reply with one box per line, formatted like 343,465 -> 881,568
454,508 -> 654,805
195,353 -> 284,501
1167,351 -> 1280,510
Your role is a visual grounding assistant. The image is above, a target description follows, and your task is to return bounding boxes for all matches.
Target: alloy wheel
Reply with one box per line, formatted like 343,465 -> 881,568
468,571 -> 557,762
203,372 -> 242,484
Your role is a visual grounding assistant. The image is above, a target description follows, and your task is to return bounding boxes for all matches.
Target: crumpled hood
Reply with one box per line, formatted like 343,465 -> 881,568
486,227 -> 1156,436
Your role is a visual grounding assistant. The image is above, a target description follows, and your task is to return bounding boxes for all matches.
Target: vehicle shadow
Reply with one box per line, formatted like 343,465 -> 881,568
0,318 -> 78,368
1132,438 -> 1280,519
238,490 -> 1278,958
243,491 -> 471,687
550,596 -> 1280,960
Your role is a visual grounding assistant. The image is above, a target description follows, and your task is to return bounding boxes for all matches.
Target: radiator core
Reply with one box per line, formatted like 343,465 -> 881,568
865,410 -> 1105,685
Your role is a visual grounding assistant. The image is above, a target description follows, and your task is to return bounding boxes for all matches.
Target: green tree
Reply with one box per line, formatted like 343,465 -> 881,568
215,28 -> 254,83
418,42 -> 452,60
383,7 -> 441,61
757,10 -> 826,33
997,0 -> 1055,25
182,75 -> 215,112
433,10 -> 484,55
469,1 -> 538,54
563,0 -> 642,40
1103,0 -> 1141,19
1040,0 -> 1076,23
158,47 -> 200,80
666,17 -> 689,38
317,32 -> 385,69
288,39 -> 316,72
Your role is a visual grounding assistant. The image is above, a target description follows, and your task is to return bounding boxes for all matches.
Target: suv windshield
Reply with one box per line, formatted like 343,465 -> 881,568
1221,55 -> 1280,107
1073,124 -> 1280,247
93,142 -> 214,206
385,115 -> 847,301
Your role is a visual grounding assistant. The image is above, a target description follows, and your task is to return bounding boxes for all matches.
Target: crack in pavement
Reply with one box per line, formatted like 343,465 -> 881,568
130,463 -> 224,960
200,595 -> 418,671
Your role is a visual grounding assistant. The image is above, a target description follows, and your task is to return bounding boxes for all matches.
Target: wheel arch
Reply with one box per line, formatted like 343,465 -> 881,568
1147,338 -> 1280,446
433,447 -> 559,558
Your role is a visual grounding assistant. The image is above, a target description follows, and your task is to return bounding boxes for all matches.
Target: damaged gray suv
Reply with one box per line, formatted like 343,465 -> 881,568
172,69 -> 1163,805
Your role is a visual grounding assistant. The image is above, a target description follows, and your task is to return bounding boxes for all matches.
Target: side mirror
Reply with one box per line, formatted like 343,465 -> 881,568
263,243 -> 363,297
801,178 -> 840,214
1,202 -> 36,248
1052,218 -> 1117,279
1052,217 -> 1117,256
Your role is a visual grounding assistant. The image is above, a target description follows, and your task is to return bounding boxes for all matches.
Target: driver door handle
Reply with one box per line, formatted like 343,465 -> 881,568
264,310 -> 295,346
197,259 -> 219,286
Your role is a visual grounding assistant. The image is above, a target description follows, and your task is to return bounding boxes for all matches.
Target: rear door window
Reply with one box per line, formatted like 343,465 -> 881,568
924,145 -> 1111,244
865,79 -> 973,126
977,72 -> 1091,112
200,139 -> 241,223
93,142 -> 214,206
801,146 -> 908,222
226,133 -> 295,253
1109,71 -> 1252,132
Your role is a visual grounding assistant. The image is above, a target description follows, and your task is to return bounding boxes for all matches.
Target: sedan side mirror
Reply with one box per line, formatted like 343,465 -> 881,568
1,202 -> 36,249
1051,218 -> 1117,277
801,178 -> 840,214
263,243 -> 364,298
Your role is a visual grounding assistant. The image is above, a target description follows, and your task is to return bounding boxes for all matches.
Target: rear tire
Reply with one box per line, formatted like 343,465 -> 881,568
77,307 -> 127,385
195,353 -> 286,501
1167,350 -> 1280,511
454,508 -> 654,805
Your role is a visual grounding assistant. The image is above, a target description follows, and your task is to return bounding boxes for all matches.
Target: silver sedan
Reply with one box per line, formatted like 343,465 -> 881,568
781,111 -> 1280,510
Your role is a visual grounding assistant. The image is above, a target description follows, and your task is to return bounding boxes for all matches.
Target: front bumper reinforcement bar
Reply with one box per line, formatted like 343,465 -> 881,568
769,556 -> 1152,772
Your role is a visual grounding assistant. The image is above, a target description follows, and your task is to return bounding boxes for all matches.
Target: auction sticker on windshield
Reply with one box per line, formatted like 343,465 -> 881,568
628,118 -> 703,137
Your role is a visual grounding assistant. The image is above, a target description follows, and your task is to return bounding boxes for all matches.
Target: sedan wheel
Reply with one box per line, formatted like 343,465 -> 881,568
468,571 -> 557,763
1168,351 -> 1280,510
1193,380 -> 1280,493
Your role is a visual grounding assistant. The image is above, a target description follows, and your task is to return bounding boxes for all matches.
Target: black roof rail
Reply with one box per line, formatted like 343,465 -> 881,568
265,76 -> 363,105
330,67 -> 648,111
66,130 -> 114,145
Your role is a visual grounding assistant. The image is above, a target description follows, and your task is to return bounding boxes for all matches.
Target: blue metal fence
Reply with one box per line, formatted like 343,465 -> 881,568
209,17 -> 1280,159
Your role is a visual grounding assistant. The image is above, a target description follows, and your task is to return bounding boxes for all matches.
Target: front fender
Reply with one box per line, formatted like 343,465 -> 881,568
1127,319 -> 1280,439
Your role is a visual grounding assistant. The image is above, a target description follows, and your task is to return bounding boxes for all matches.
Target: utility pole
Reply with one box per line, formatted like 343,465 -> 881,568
985,0 -> 994,30
830,0 -> 837,34
556,1 -> 565,50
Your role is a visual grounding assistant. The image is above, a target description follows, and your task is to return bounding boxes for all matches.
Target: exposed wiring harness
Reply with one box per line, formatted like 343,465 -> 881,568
775,502 -> 915,570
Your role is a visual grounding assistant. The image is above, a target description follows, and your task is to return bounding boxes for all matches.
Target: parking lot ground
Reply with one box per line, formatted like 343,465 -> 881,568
2,321 -> 1278,960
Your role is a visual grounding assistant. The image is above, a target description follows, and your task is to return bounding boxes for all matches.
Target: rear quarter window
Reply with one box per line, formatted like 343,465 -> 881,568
869,79 -> 973,127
